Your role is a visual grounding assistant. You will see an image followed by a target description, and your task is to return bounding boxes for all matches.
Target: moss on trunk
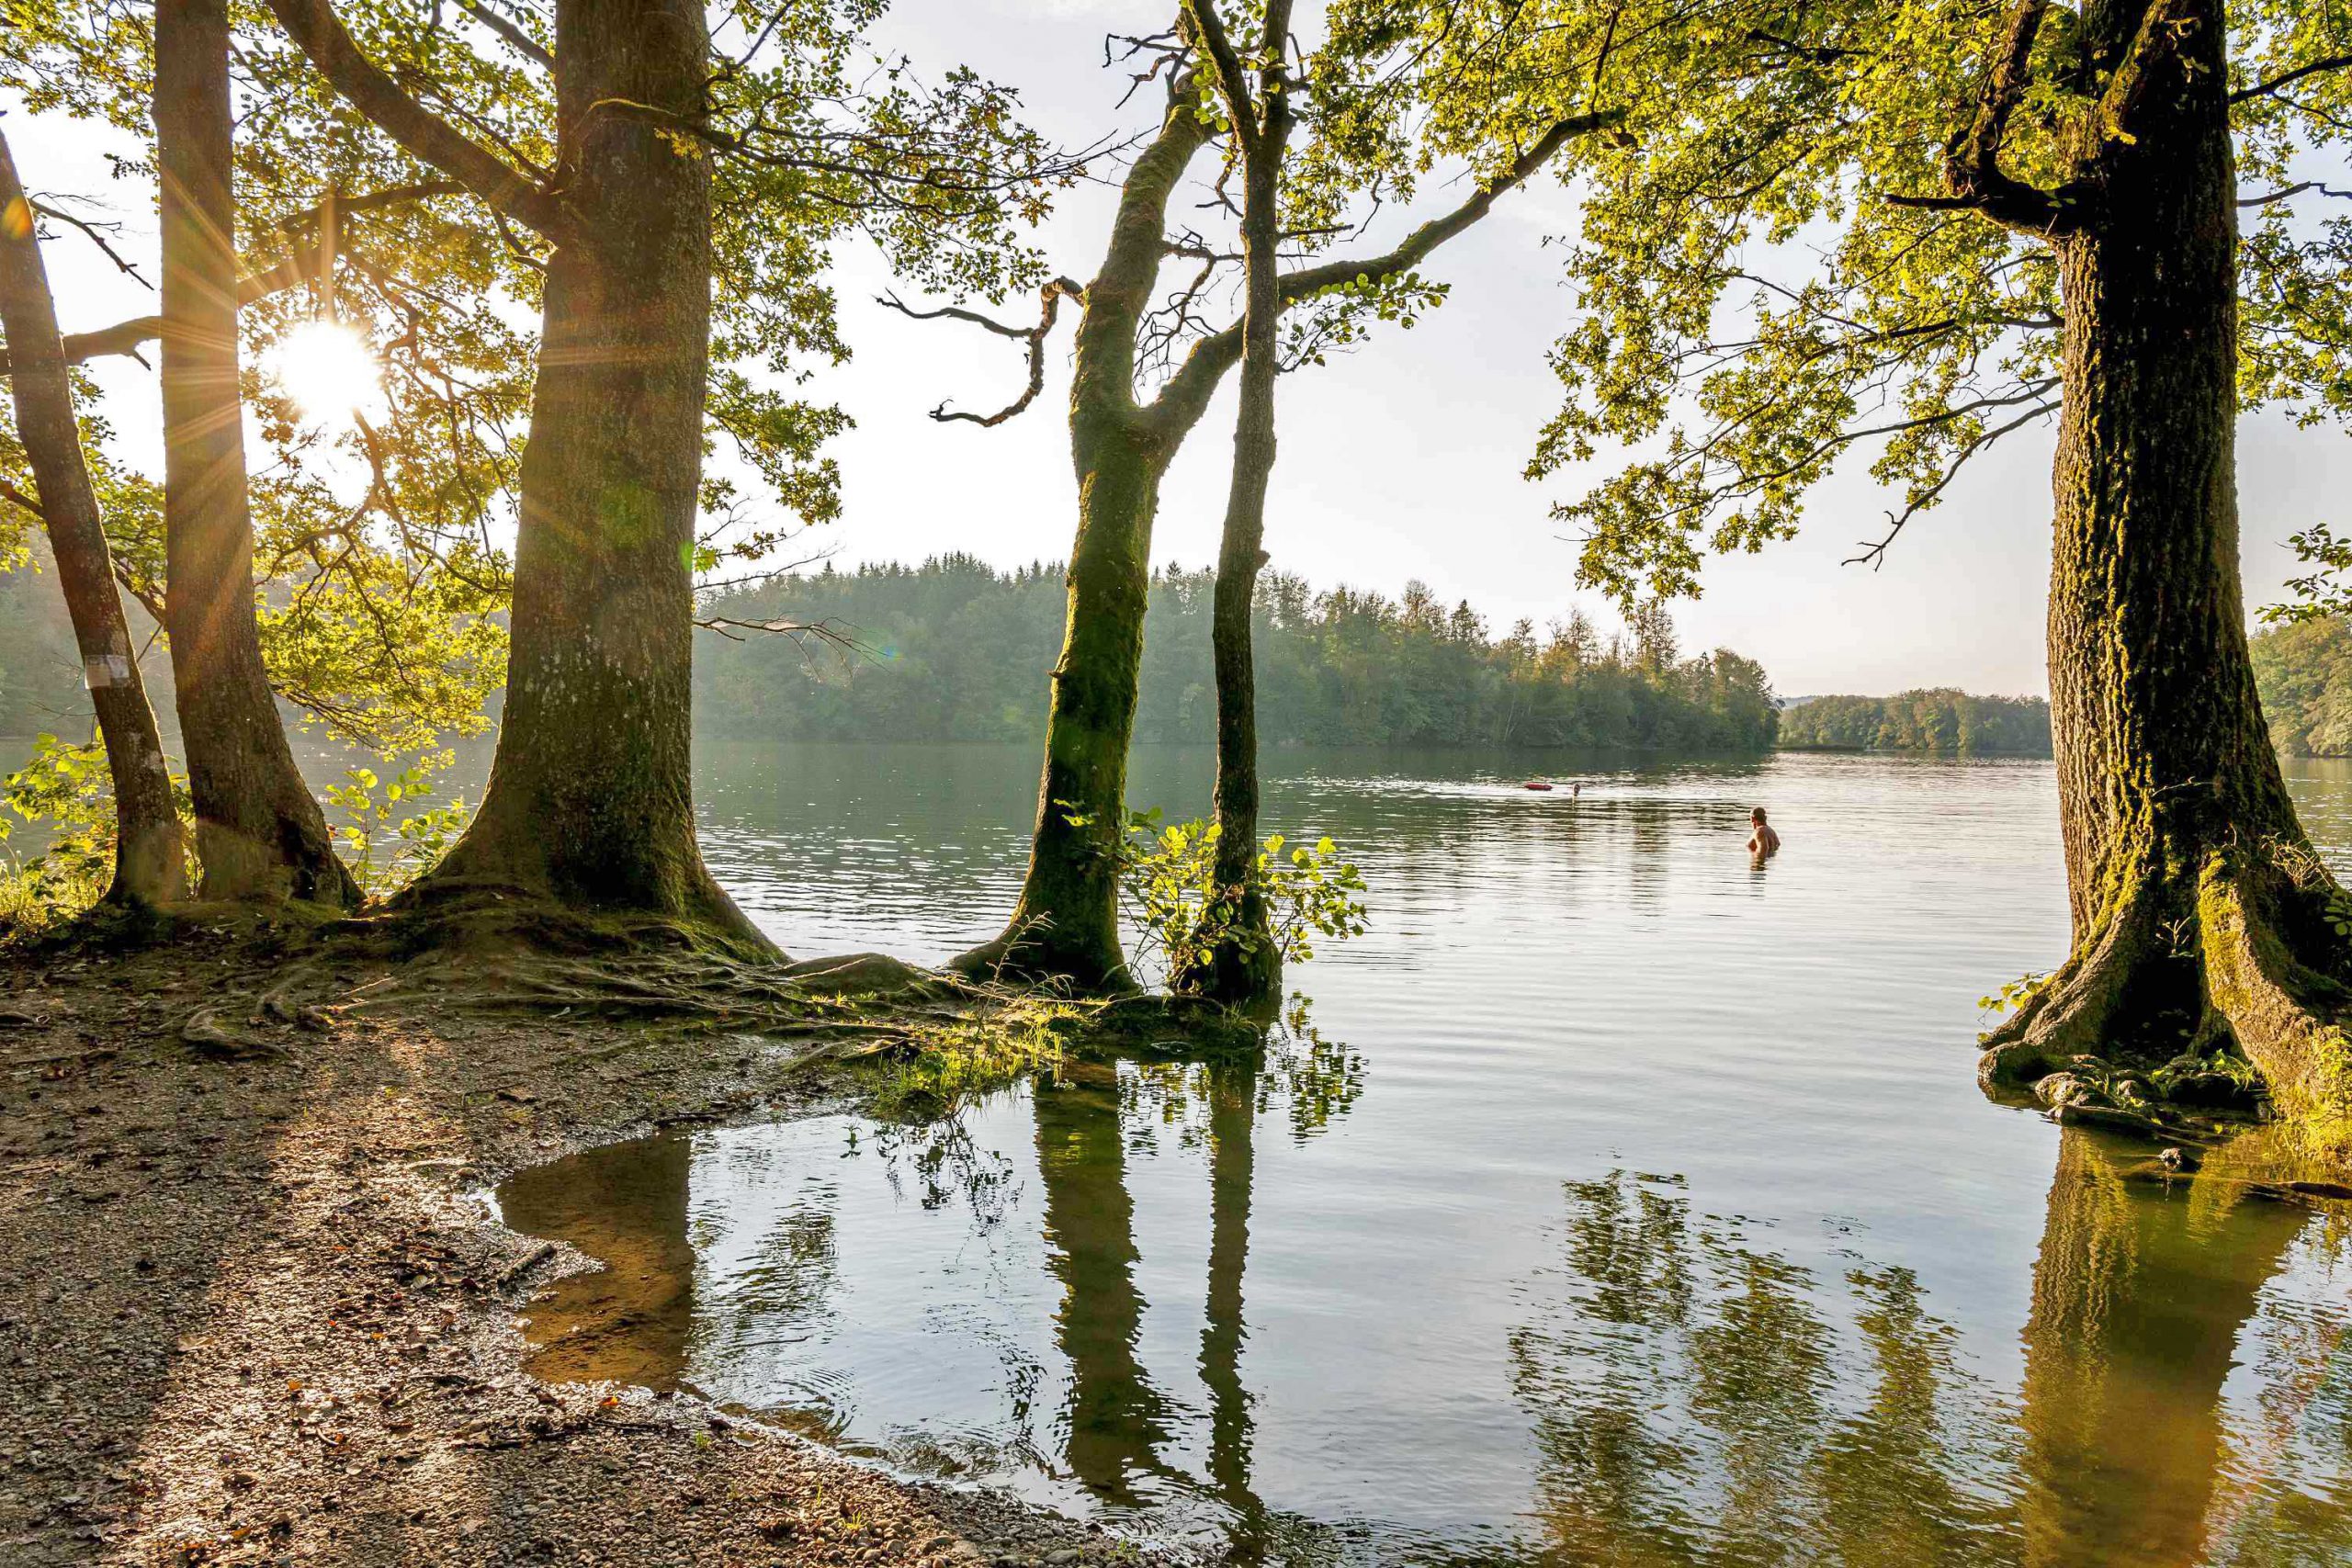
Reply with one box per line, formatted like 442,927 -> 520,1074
1980,0 -> 2352,1158
953,90 -> 1213,992
404,0 -> 766,958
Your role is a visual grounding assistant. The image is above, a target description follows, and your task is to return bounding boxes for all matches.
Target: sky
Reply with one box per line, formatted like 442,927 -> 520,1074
10,0 -> 2352,699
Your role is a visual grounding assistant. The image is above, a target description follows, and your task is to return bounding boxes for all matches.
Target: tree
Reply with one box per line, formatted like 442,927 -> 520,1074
1172,0 -> 1298,1007
914,11 -> 1617,993
156,0 -> 358,906
0,130 -> 186,906
266,0 -> 1067,950
3,4 -> 525,771
1445,0 -> 2352,1145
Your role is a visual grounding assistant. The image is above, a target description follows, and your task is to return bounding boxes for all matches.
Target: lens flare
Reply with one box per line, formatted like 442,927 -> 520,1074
267,321 -> 383,428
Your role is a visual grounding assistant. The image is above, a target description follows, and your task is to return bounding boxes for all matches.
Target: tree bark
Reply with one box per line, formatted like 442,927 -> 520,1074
0,132 -> 187,907
154,0 -> 356,907
408,0 -> 763,952
1982,0 -> 2352,1153
949,85 -> 1600,994
952,93 -> 1212,990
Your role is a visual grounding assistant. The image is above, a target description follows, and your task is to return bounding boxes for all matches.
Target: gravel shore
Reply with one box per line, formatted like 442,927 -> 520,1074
0,925 -> 1200,1567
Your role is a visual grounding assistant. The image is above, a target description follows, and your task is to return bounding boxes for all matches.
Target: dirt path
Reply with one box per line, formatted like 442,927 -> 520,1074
0,930 -> 1196,1567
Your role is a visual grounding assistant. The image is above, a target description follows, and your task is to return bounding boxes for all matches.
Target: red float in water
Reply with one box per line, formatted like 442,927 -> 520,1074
1522,781 -> 1554,792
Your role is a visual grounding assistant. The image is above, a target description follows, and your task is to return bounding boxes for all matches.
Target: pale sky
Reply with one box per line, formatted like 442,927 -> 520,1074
11,0 -> 2350,699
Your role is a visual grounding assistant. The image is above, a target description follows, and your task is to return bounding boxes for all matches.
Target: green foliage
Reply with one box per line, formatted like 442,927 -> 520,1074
0,0 -> 1075,763
1299,0 -> 2352,608
322,751 -> 471,897
2249,615 -> 2352,758
1778,691 -> 2052,756
1977,970 -> 2050,1018
0,731 -> 194,934
695,557 -> 1781,750
864,998 -> 1076,1123
1,733 -> 119,919
1114,808 -> 1369,982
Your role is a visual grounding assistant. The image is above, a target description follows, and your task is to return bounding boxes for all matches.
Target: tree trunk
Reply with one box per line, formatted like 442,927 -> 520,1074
953,94 -> 1210,991
410,0 -> 764,953
1176,63 -> 1289,1009
154,0 -> 356,907
1982,0 -> 2352,1153
0,132 -> 187,908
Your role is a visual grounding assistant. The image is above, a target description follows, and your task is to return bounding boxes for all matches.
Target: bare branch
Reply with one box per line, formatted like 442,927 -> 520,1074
27,200 -> 150,288
457,0 -> 552,68
1148,108 -> 1621,437
2240,181 -> 2352,208
880,277 -> 1085,426
1842,398 -> 2060,569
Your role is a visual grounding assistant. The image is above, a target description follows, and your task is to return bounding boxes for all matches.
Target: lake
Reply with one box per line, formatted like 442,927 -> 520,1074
497,743 -> 2352,1565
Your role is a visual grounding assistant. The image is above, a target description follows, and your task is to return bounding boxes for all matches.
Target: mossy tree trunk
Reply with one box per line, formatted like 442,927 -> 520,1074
395,0 -> 764,953
0,130 -> 187,907
155,0 -> 356,907
1980,0 -> 2352,1151
952,93 -> 1213,991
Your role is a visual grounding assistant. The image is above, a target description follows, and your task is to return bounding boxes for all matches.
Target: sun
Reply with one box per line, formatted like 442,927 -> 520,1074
267,321 -> 384,429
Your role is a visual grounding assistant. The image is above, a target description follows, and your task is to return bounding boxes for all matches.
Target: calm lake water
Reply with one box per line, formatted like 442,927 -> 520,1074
498,744 -> 2352,1564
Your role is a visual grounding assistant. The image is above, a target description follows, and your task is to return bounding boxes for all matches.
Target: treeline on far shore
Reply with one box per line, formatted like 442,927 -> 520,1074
695,556 -> 1781,752
2252,615 -> 2352,757
1776,690 -> 2054,757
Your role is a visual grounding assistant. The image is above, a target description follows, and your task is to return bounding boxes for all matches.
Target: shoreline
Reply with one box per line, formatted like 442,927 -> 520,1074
0,928 -> 1202,1568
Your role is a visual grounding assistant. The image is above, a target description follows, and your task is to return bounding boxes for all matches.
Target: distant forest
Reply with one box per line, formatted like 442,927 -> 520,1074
2252,615 -> 2352,756
695,556 -> 1781,751
1777,690 -> 2053,756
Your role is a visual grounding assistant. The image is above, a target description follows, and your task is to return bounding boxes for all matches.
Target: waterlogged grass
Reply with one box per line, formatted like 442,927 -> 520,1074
865,998 -> 1080,1122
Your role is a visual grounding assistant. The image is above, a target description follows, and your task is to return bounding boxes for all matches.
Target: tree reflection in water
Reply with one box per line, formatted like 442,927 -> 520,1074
1506,1130 -> 2352,1567
494,1029 -> 2348,1566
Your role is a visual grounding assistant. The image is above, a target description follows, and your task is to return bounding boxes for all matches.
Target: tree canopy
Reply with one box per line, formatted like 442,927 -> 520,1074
1311,0 -> 2352,604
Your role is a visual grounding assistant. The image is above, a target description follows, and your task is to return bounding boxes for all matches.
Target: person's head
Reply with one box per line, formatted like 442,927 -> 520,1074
1751,807 -> 1768,826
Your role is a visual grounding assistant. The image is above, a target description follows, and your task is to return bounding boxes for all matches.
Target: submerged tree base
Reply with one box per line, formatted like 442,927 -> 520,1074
1981,835 -> 2352,1163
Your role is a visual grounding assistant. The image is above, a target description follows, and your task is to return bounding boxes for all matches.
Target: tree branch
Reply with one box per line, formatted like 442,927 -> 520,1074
2231,52 -> 2352,106
0,182 -> 460,376
1842,398 -> 2060,569
1891,0 -> 2089,235
878,277 -> 1084,426
26,201 -> 150,288
263,0 -> 568,235
458,0 -> 552,69
1146,108 -> 1618,438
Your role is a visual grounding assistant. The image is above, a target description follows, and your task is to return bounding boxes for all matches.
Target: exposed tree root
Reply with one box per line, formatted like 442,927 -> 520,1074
1981,840 -> 2352,1163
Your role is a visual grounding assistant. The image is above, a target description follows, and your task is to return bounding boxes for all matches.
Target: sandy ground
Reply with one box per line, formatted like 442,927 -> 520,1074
0,925 -> 1198,1568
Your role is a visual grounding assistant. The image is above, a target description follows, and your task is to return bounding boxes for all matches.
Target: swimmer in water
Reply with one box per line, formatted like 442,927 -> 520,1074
1747,806 -> 1781,859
